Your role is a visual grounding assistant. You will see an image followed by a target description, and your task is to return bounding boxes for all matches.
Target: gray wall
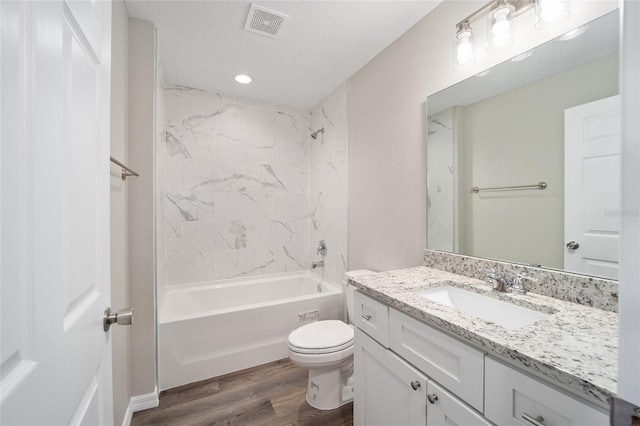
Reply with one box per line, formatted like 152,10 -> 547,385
347,0 -> 617,272
128,17 -> 157,398
110,1 -> 132,424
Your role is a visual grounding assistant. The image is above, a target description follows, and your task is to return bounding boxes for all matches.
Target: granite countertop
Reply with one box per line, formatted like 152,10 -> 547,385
349,266 -> 618,407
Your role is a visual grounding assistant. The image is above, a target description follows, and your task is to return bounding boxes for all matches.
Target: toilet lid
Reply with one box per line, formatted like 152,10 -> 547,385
288,320 -> 354,354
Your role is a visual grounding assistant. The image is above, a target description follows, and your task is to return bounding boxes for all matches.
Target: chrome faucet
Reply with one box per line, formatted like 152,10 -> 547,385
511,274 -> 538,295
483,269 -> 538,294
484,269 -> 511,292
311,240 -> 327,269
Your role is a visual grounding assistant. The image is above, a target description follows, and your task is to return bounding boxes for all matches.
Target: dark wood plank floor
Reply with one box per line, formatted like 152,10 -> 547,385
131,359 -> 353,426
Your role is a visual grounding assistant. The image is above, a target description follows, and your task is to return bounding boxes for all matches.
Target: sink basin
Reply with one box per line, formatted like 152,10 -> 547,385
418,286 -> 549,331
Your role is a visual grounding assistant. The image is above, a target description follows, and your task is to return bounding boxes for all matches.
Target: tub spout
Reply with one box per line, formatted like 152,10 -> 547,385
311,260 -> 324,269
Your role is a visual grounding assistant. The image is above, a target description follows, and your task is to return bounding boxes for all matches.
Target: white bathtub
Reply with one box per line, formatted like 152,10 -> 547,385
158,271 -> 343,390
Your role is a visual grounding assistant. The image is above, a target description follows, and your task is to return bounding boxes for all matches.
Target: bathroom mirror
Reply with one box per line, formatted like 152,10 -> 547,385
426,11 -> 620,280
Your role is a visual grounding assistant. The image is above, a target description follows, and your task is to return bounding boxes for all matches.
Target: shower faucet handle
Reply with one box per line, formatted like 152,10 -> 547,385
317,240 -> 327,257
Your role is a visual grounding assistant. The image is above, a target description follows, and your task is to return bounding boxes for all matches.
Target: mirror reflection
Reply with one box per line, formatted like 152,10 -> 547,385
426,11 -> 619,280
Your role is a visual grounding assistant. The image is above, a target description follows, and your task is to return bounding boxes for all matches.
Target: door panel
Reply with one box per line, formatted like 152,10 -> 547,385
1,0 -> 112,424
564,95 -> 620,279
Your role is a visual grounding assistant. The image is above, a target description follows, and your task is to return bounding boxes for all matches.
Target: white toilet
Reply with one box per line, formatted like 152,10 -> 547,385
287,269 -> 374,410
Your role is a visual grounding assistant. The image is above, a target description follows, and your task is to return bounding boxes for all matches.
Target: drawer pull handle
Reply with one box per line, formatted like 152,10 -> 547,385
427,393 -> 438,404
361,313 -> 372,321
522,413 -> 545,426
410,380 -> 421,390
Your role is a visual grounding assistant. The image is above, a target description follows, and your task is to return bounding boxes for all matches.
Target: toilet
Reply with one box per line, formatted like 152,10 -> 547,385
287,269 -> 374,410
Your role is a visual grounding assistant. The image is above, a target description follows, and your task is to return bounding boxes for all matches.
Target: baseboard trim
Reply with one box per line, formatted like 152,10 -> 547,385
122,400 -> 133,426
131,386 -> 160,413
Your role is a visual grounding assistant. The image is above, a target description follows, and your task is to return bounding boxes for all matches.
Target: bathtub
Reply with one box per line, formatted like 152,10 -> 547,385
158,271 -> 343,390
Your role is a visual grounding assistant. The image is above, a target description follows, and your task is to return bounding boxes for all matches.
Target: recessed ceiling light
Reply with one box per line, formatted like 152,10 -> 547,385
511,50 -> 533,62
234,74 -> 253,84
558,25 -> 588,41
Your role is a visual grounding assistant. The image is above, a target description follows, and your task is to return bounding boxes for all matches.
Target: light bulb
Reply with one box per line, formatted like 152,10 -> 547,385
457,34 -> 473,64
489,6 -> 512,48
540,0 -> 564,22
535,0 -> 569,28
492,9 -> 510,37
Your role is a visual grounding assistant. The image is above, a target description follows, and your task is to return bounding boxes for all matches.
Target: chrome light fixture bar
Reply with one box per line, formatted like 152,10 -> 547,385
454,0 -> 570,67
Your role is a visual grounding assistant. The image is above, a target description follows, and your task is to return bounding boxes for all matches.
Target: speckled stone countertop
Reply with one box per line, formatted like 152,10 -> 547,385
349,266 -> 618,408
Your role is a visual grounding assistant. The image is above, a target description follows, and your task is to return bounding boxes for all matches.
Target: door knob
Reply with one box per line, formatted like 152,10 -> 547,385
566,241 -> 580,250
427,393 -> 439,404
103,307 -> 134,332
410,380 -> 421,390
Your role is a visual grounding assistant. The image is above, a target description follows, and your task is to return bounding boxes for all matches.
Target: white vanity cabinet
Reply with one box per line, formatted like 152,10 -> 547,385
354,328 -> 427,426
484,358 -> 609,426
353,290 -> 609,426
426,380 -> 492,426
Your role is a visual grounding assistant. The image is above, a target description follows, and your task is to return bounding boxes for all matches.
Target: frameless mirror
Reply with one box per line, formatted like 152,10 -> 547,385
426,11 -> 620,280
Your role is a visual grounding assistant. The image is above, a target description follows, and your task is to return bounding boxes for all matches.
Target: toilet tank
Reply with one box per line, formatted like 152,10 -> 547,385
343,269 -> 376,324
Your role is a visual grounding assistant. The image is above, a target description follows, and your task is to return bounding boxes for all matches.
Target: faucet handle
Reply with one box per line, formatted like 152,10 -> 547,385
515,273 -> 538,283
317,240 -> 327,257
511,274 -> 538,295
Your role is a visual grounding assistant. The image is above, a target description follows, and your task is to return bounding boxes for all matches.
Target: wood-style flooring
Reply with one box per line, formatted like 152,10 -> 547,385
131,359 -> 353,426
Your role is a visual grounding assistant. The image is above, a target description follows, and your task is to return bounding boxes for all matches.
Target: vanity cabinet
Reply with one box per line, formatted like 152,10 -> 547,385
484,358 -> 609,426
426,380 -> 492,426
353,291 -> 609,426
354,328 -> 427,425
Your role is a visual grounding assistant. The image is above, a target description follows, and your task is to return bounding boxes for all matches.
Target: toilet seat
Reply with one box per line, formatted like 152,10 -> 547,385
288,320 -> 354,354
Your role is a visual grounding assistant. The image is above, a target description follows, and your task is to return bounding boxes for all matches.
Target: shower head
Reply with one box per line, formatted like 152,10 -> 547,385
310,127 -> 325,139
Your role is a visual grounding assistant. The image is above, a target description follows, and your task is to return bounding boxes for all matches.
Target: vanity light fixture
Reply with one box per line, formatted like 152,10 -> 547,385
454,0 -> 571,67
535,0 -> 570,29
488,0 -> 515,49
234,73 -> 253,84
455,21 -> 475,68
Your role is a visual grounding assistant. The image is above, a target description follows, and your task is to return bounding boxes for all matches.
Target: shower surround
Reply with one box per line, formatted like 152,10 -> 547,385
157,84 -> 348,290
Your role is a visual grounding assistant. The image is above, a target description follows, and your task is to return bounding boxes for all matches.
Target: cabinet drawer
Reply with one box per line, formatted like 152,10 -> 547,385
353,291 -> 389,347
427,380 -> 493,426
389,308 -> 485,412
485,357 -> 608,426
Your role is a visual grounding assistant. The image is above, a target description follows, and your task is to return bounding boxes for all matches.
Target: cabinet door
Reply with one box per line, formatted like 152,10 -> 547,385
426,380 -> 493,426
354,328 -> 427,426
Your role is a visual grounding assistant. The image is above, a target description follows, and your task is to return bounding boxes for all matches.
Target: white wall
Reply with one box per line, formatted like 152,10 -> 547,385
128,17 -> 157,398
618,0 -> 640,406
460,54 -> 618,268
110,1 -> 132,423
310,83 -> 349,286
348,0 -> 618,271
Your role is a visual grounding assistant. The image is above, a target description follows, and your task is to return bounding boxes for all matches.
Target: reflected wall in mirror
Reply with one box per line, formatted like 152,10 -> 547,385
426,11 -> 619,280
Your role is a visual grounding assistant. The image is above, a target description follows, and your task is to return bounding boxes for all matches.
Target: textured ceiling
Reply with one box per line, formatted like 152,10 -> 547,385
124,1 -> 442,110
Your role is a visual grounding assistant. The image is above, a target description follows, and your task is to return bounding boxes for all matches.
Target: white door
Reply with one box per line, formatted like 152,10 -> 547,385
1,0 -> 113,424
354,329 -> 427,426
564,95 -> 620,280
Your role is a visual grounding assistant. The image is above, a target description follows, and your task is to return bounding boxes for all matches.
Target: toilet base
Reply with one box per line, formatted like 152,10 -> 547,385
305,363 -> 353,410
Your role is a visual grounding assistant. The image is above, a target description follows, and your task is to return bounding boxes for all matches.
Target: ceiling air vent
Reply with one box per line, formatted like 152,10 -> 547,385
244,4 -> 289,39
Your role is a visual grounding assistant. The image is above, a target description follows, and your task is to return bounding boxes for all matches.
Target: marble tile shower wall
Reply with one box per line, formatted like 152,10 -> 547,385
427,108 -> 454,252
159,87 -> 312,285
309,84 -> 348,286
